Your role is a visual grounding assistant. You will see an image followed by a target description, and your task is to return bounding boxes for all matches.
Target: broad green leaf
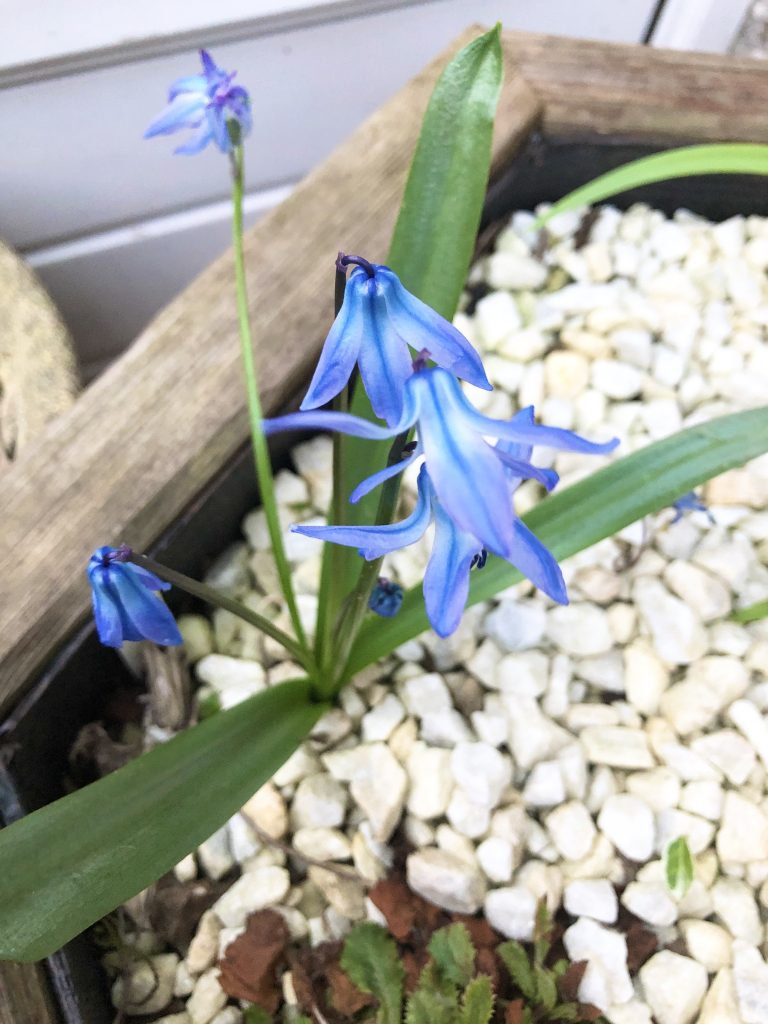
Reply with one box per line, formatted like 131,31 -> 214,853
732,599 -> 768,623
242,1007 -> 273,1024
538,144 -> 768,226
340,922 -> 404,1024
497,941 -> 537,1002
460,975 -> 494,1024
665,836 -> 695,899
345,406 -> 768,674
0,679 -> 324,961
319,26 -> 504,649
406,985 -> 460,1024
429,923 -> 476,988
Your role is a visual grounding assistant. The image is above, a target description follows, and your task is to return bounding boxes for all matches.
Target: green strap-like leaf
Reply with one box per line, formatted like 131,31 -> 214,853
318,26 -> 504,649
732,599 -> 768,623
340,922 -> 405,1024
345,406 -> 768,674
0,679 -> 325,961
538,143 -> 768,226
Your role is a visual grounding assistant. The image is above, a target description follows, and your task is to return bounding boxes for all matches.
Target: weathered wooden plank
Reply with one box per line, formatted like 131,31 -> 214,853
503,30 -> 768,142
0,960 -> 58,1024
0,28 -> 540,714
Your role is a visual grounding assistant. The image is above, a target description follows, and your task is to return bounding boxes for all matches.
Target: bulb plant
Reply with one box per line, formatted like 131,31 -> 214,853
2,28 -> 768,969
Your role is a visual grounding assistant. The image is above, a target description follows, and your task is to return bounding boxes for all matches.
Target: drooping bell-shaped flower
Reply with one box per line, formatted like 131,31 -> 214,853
301,255 -> 491,426
295,450 -> 565,637
87,546 -> 182,648
265,366 -> 618,563
145,49 -> 252,155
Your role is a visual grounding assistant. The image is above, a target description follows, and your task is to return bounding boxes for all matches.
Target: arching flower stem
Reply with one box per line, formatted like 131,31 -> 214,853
132,554 -> 316,675
230,144 -> 309,655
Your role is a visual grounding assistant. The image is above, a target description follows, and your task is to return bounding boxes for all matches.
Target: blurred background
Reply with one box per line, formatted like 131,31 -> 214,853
2,0 -> 765,382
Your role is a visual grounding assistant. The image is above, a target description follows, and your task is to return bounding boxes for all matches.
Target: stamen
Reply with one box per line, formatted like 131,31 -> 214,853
471,549 -> 488,570
412,348 -> 431,372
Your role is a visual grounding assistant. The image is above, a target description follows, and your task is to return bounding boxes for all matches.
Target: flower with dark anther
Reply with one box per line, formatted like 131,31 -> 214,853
296,450 -> 564,637
301,255 -> 491,426
144,49 -> 252,155
265,365 -> 618,565
87,546 -> 182,648
671,490 -> 715,525
368,578 -> 404,618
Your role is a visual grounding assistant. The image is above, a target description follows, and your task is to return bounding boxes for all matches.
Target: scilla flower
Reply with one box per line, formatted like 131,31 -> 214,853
295,439 -> 565,637
265,366 -> 618,564
368,578 -> 404,618
145,49 -> 252,155
87,546 -> 182,648
302,255 -> 491,426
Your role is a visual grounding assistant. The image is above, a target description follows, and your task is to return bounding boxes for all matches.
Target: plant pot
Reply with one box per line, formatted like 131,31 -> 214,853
3,28 -> 768,1023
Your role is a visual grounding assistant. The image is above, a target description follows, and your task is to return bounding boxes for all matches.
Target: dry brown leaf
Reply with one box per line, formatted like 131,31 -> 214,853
218,909 -> 289,1011
505,997 -> 525,1024
327,962 -> 375,1016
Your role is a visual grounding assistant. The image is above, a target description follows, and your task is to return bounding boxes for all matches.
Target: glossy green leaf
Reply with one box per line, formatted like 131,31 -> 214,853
319,26 -> 504,648
538,144 -> 768,226
0,679 -> 325,961
346,406 -> 768,674
731,599 -> 768,624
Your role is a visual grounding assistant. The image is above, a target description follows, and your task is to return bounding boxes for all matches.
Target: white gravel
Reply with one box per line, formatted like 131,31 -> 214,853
115,202 -> 768,1023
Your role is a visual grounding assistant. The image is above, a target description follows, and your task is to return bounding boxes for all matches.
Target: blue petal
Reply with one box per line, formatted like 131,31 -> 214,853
493,447 -> 559,492
111,567 -> 183,646
377,266 -> 491,391
265,382 -> 419,440
495,409 -> 536,463
422,503 -> 481,637
144,93 -> 207,138
200,49 -> 223,83
124,562 -> 172,592
293,465 -> 433,559
168,74 -> 208,100
413,370 -> 516,557
301,269 -> 367,411
462,400 -> 620,455
349,441 -> 422,504
206,106 -> 231,153
357,281 -> 414,426
174,122 -> 214,155
89,572 -> 124,647
506,518 -> 568,604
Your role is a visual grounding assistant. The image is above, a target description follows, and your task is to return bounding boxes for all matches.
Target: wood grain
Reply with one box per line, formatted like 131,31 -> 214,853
0,28 -> 539,715
0,960 -> 57,1024
502,30 -> 768,143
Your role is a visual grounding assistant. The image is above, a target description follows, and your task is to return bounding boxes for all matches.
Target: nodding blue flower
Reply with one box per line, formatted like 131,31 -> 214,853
368,578 -> 404,618
671,491 -> 715,525
265,366 -> 618,562
301,255 -> 491,426
296,453 -> 565,637
87,546 -> 182,648
144,49 -> 252,155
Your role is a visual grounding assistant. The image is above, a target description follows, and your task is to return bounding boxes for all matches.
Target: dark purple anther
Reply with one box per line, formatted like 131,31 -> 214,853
471,549 -> 488,570
101,544 -> 133,566
412,348 -> 431,372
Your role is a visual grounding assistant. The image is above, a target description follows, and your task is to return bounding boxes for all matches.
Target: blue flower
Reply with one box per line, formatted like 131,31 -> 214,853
301,255 -> 491,426
671,491 -> 715,524
294,431 -> 566,636
368,578 -> 404,618
87,546 -> 182,648
265,366 -> 618,562
144,49 -> 252,155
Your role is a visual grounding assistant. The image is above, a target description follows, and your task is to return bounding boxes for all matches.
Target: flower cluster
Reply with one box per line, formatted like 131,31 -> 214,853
264,256 -> 619,636
144,49 -> 251,155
